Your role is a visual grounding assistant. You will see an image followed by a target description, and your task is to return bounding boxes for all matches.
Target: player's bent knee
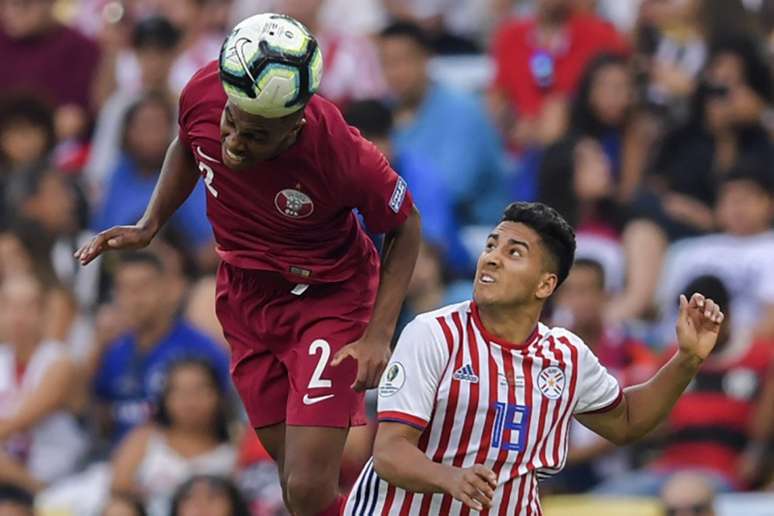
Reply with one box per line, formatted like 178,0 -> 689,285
284,469 -> 338,513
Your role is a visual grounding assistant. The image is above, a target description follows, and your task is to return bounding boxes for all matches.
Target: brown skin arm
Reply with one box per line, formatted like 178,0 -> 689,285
75,137 -> 198,265
331,206 -> 421,391
0,357 -> 75,441
110,425 -> 154,497
373,422 -> 497,511
0,449 -> 44,493
577,293 -> 724,445
576,351 -> 703,445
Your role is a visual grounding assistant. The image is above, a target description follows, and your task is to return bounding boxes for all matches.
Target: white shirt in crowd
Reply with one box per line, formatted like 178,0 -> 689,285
0,341 -> 87,485
138,430 -> 236,516
658,231 -> 774,334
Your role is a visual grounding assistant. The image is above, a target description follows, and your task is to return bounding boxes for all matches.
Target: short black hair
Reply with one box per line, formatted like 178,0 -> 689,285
170,475 -> 250,516
708,34 -> 774,102
501,202 -> 576,287
132,16 -> 181,50
722,157 -> 774,194
0,483 -> 34,508
681,274 -> 730,313
571,257 -> 605,290
121,92 -> 175,150
379,21 -> 432,52
344,99 -> 393,139
0,94 -> 56,161
116,250 -> 165,274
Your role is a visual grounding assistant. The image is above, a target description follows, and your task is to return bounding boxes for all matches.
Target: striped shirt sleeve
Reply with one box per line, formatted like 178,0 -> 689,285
573,340 -> 623,415
377,318 -> 450,431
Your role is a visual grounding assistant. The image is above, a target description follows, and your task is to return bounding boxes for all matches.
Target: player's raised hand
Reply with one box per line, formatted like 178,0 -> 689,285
676,293 -> 725,361
74,224 -> 155,265
331,336 -> 391,392
442,464 -> 497,511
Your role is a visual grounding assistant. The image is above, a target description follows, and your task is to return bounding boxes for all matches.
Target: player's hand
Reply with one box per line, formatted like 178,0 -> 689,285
676,293 -> 725,361
331,336 -> 391,392
74,224 -> 156,265
441,464 -> 497,511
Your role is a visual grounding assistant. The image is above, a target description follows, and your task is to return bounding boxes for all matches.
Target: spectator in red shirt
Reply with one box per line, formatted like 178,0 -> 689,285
0,0 -> 100,143
489,0 -> 628,149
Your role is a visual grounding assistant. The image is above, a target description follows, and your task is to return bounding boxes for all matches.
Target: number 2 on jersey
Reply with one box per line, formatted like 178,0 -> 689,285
492,402 -> 530,451
198,161 -> 219,198
308,339 -> 333,389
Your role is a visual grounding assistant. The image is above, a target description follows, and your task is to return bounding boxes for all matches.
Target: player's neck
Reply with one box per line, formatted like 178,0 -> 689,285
476,302 -> 540,346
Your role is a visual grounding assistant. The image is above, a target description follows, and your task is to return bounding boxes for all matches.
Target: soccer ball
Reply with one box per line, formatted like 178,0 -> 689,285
218,13 -> 323,118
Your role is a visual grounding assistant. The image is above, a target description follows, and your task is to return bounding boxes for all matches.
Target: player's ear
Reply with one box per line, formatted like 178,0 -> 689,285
535,272 -> 558,301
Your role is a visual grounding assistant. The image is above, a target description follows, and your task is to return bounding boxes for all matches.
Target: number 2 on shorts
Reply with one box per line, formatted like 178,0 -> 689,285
308,339 -> 332,389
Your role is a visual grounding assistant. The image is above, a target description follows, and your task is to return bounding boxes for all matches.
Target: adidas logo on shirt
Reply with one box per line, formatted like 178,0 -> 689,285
453,364 -> 479,383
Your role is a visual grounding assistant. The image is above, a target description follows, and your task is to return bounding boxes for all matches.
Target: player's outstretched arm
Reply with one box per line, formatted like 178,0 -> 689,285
373,422 -> 497,511
75,137 -> 198,265
576,293 -> 724,445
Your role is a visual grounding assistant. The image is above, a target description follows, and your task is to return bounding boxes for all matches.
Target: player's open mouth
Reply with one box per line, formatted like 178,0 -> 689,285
479,274 -> 496,284
224,147 -> 246,163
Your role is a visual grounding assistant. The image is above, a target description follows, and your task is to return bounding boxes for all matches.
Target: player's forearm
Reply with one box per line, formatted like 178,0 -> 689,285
137,137 -> 199,236
373,435 -> 455,494
365,207 -> 421,339
620,350 -> 702,443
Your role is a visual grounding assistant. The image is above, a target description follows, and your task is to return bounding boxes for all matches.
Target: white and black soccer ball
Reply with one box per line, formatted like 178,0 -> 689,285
218,13 -> 323,118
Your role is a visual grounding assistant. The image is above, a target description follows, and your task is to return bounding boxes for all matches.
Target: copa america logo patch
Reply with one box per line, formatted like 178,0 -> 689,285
379,362 -> 406,398
538,366 -> 565,400
275,188 -> 314,218
389,177 -> 407,213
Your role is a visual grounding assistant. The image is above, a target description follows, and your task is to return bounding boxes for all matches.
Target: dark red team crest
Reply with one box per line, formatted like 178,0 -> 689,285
274,188 -> 314,219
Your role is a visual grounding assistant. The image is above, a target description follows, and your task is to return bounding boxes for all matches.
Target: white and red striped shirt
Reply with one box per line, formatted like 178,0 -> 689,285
344,301 -> 623,516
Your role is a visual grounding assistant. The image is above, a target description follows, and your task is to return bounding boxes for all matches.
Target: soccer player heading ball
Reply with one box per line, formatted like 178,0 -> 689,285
345,202 -> 725,515
76,13 -> 421,516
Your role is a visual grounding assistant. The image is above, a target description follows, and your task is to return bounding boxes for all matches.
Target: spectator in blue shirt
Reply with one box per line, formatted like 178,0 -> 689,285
92,251 -> 228,445
92,93 -> 212,254
343,99 -> 471,274
377,21 -> 508,227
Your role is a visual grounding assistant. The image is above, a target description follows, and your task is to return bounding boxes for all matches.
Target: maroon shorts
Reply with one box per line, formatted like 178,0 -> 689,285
215,257 -> 378,429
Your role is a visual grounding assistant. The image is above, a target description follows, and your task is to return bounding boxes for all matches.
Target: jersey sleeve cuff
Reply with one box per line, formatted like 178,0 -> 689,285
576,387 -> 624,415
377,410 -> 428,431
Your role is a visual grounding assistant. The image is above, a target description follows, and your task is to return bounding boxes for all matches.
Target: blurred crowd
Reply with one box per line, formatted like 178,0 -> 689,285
2,0 -> 774,514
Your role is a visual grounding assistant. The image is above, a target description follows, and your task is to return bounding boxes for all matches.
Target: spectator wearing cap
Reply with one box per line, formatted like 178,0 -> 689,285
657,158 -> 774,339
596,275 -> 774,495
90,251 -> 228,446
488,0 -> 628,149
378,21 -> 507,227
86,16 -> 181,196
610,35 -> 774,323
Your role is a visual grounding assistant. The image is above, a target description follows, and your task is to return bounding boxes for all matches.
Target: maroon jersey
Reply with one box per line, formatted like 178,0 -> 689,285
178,61 -> 413,283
